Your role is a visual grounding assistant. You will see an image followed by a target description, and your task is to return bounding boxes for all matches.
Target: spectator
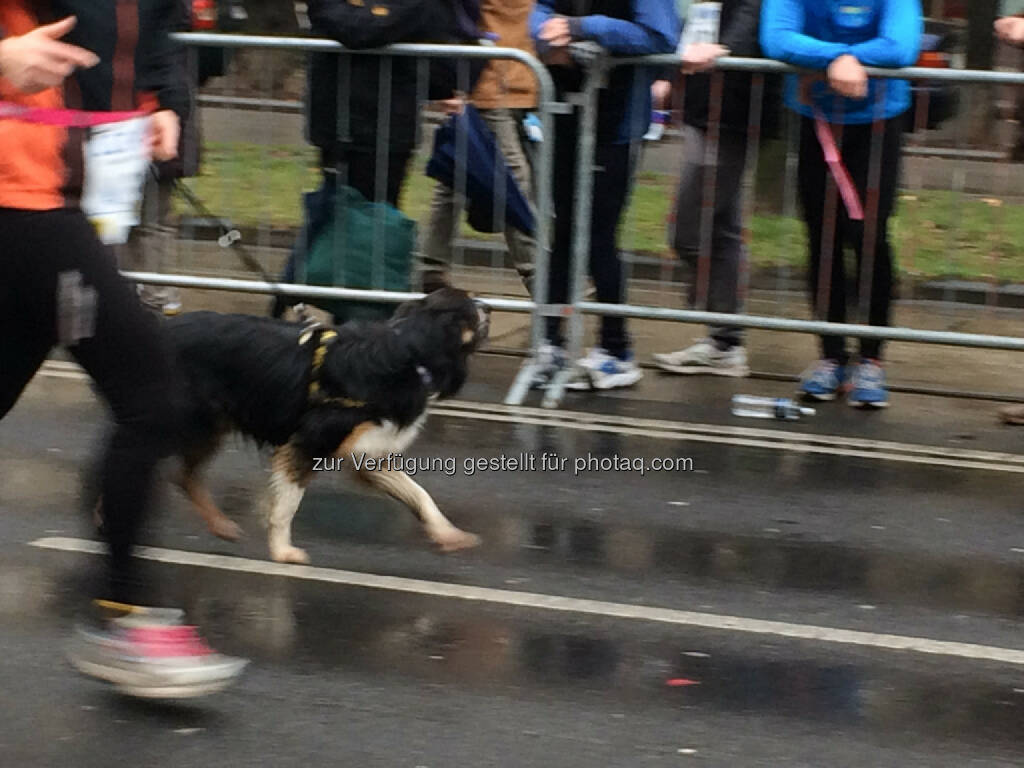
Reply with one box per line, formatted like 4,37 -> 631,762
420,0 -> 538,295
761,0 -> 922,409
271,0 -> 484,319
530,0 -> 680,391
652,0 -> 763,379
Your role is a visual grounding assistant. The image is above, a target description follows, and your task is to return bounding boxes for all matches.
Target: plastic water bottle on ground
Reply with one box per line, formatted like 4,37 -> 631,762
731,395 -> 815,421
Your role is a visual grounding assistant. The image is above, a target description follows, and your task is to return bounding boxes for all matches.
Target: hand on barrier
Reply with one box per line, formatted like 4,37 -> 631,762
539,16 -> 572,48
827,54 -> 868,100
439,96 -> 466,116
149,109 -> 180,162
0,16 -> 98,95
680,42 -> 729,75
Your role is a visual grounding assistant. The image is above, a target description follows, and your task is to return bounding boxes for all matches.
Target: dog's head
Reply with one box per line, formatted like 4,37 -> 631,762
390,287 -> 490,397
392,287 -> 490,350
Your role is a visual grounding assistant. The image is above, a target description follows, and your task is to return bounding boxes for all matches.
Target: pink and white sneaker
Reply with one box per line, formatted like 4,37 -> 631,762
69,608 -> 248,698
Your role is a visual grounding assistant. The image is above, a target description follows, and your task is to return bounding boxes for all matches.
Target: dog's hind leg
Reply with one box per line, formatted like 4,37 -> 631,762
178,433 -> 242,542
182,474 -> 243,542
267,442 -> 312,565
354,467 -> 480,553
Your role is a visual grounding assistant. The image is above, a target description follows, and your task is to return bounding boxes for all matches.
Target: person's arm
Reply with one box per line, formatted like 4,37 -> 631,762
720,0 -> 761,58
568,0 -> 680,55
530,0 -> 559,56
759,0 -> 850,69
529,0 -> 558,39
137,0 -> 190,122
135,0 -> 189,160
307,0 -> 428,50
847,0 -> 922,68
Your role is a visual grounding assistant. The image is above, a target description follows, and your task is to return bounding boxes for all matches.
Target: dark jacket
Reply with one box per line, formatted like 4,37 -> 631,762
306,0 -> 484,158
530,0 -> 679,144
0,0 -> 186,209
682,0 -> 766,135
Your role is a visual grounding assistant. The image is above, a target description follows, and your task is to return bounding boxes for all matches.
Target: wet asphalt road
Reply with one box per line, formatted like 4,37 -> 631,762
3,357 -> 1024,767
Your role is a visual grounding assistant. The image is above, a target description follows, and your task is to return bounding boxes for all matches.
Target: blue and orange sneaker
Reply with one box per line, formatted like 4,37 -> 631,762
798,358 -> 848,401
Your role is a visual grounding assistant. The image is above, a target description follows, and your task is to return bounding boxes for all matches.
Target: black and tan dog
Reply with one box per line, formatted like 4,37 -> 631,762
160,288 -> 489,564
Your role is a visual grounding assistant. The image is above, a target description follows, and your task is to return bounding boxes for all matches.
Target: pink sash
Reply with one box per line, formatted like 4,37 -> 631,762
0,101 -> 145,127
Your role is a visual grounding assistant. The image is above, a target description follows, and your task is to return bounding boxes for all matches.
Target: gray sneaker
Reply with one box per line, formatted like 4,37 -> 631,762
529,343 -> 569,390
69,612 -> 248,699
653,339 -> 749,377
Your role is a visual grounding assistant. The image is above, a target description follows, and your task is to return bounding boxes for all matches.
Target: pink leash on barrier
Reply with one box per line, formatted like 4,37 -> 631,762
812,108 -> 864,222
0,100 -> 145,127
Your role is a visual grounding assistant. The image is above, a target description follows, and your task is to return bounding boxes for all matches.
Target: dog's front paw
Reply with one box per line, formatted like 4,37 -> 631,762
433,529 -> 481,553
271,546 -> 311,565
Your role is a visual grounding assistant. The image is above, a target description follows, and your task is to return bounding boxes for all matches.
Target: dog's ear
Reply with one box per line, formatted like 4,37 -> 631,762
391,297 -> 425,323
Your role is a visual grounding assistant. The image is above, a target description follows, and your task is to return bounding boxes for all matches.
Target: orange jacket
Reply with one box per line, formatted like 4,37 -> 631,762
0,1 -> 185,210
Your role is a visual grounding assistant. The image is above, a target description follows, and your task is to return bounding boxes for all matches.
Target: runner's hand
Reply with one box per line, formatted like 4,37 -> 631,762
0,16 -> 98,95
827,54 -> 868,100
149,110 -> 180,162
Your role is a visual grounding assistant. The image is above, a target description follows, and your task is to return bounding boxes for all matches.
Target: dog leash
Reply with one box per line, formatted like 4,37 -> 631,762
168,170 -> 319,322
0,100 -> 146,127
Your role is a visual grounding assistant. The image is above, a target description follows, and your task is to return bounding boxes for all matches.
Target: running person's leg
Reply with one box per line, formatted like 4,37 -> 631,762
0,207 -> 246,695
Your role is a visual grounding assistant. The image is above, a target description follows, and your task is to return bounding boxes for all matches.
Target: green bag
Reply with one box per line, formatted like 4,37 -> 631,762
299,184 -> 415,323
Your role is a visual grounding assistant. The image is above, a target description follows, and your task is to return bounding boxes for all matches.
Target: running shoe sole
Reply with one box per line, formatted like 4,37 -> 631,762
653,359 -> 750,377
566,370 -> 644,391
848,397 -> 890,409
800,390 -> 839,402
70,655 -> 248,698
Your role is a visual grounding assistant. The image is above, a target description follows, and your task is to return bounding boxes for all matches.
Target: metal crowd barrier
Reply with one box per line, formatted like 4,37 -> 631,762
156,31 -> 557,358
135,35 -> 1024,411
529,54 -> 1024,408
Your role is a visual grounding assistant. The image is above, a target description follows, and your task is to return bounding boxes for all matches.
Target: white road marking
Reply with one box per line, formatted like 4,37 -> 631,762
30,536 -> 1024,667
34,361 -> 1024,473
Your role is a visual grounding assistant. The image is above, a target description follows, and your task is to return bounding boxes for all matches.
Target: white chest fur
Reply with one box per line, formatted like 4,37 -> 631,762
349,414 -> 428,458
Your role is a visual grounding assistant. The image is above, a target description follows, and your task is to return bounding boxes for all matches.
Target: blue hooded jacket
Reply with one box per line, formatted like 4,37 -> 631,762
760,0 -> 922,124
530,0 -> 680,143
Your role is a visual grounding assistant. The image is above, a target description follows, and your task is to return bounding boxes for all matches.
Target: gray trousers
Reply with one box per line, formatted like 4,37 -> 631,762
116,171 -> 180,311
671,125 -> 749,348
420,107 -> 536,290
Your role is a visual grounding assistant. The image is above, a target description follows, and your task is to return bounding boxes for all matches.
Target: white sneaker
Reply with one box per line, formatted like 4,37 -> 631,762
566,349 -> 644,391
652,339 -> 749,377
